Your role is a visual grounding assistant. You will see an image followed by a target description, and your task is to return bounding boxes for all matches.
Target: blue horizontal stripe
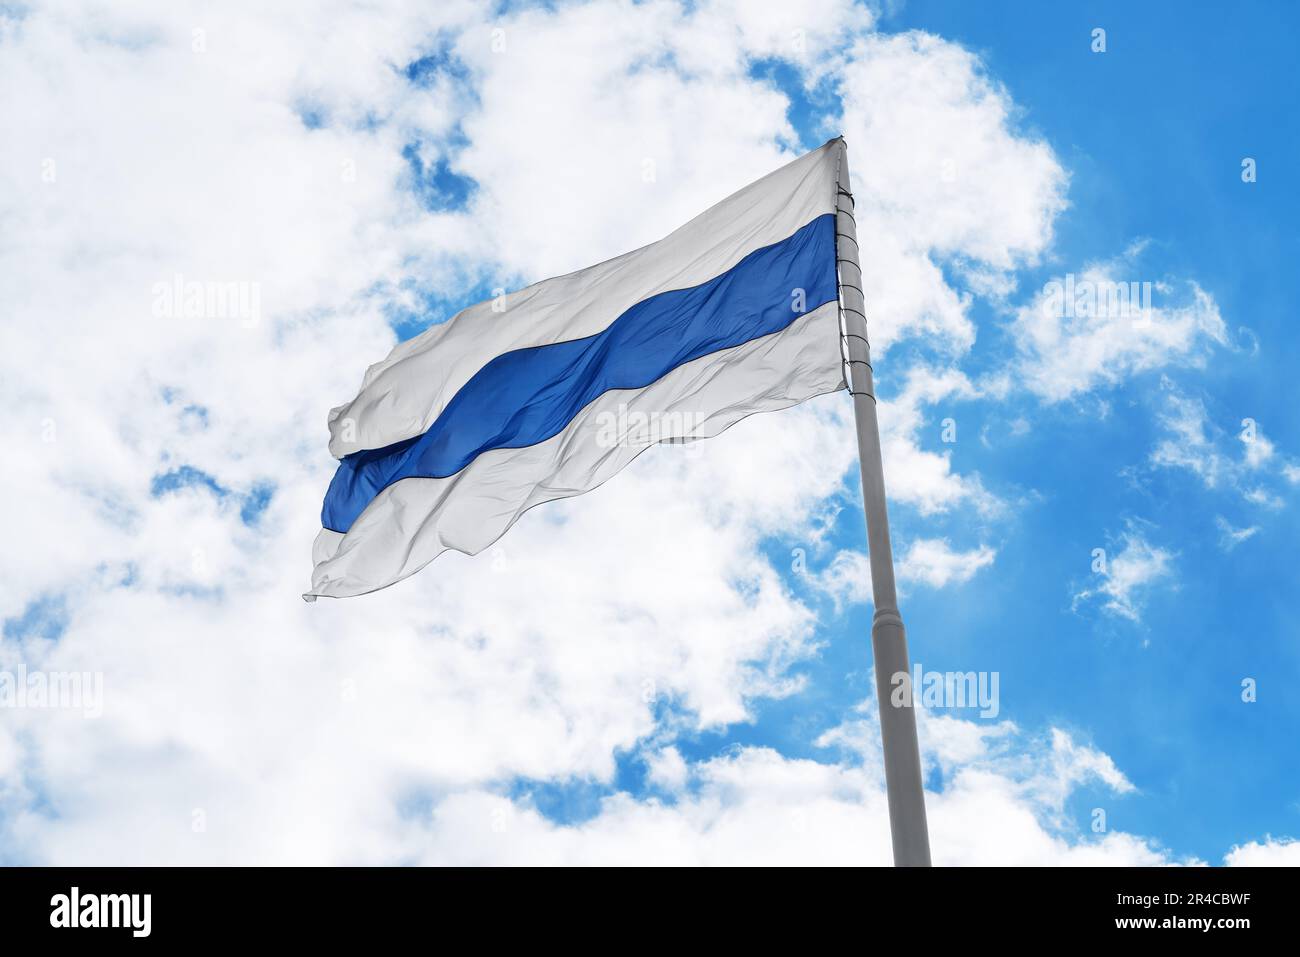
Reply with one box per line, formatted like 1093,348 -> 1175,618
322,213 -> 838,533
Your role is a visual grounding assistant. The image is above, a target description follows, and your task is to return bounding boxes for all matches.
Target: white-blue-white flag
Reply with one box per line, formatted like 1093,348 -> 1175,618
306,139 -> 848,599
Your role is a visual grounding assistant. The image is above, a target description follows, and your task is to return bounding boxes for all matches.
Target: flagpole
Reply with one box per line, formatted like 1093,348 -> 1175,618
832,137 -> 932,867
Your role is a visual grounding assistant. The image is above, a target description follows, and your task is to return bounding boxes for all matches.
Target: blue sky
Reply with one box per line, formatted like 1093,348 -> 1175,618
865,0 -> 1300,860
2,0 -> 1296,865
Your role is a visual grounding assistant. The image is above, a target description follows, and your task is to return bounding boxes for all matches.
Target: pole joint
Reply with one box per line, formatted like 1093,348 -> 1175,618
872,609 -> 904,630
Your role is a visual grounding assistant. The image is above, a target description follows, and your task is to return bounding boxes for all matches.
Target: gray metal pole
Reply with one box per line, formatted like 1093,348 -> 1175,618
832,137 -> 932,867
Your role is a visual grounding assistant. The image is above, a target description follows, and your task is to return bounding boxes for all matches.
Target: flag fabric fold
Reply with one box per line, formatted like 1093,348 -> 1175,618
307,139 -> 847,599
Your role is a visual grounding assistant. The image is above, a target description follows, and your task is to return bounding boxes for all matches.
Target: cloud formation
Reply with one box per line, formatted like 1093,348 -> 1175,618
402,707 -> 1179,866
1072,524 -> 1175,624
1015,252 -> 1228,403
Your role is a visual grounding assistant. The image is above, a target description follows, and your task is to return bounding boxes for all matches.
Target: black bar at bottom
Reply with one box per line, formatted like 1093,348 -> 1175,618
0,864 -> 1284,943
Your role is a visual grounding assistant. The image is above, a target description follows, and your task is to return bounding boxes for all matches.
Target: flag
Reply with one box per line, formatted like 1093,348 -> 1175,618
306,138 -> 848,599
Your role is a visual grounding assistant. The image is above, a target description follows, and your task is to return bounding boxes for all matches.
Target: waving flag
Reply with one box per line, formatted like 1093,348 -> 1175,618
306,139 -> 848,600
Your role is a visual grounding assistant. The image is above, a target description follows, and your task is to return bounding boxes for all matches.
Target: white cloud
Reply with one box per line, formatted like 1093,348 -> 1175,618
1224,837 -> 1300,867
1241,430 -> 1276,469
898,538 -> 996,589
1150,387 -> 1230,488
879,366 -> 1000,516
840,33 -> 1067,268
812,538 -> 995,610
397,708 -> 1184,866
837,31 -> 1068,355
1148,383 -> 1296,509
1014,251 -> 1228,402
1073,525 -> 1175,624
1243,487 -> 1284,510
813,549 -> 875,609
1215,516 -> 1259,551
644,746 -> 690,794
